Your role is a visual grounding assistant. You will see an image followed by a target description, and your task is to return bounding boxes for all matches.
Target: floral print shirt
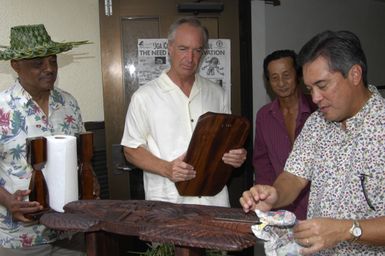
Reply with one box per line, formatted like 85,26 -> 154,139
0,81 -> 84,248
285,85 -> 385,255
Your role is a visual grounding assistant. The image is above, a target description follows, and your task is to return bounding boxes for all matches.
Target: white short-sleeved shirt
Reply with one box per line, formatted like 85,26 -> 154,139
121,70 -> 230,207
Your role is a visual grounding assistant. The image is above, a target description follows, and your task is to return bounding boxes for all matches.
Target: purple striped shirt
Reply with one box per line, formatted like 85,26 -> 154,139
252,92 -> 316,220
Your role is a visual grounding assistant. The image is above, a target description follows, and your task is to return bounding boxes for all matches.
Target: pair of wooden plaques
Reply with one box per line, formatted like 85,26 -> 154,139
175,112 -> 250,197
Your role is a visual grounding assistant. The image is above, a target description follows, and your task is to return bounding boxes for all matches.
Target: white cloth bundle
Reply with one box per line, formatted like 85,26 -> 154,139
43,135 -> 78,212
251,209 -> 303,256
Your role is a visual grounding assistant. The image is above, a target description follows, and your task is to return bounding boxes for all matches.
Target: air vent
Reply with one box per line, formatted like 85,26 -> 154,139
177,2 -> 224,13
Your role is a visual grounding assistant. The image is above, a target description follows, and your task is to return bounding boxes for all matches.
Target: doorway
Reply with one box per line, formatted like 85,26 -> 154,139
98,0 -> 249,207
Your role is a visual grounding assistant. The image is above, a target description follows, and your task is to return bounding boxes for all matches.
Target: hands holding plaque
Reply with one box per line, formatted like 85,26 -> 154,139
175,112 -> 250,196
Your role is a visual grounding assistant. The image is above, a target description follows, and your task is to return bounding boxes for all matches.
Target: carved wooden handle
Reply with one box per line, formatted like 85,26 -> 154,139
77,132 -> 95,200
26,136 -> 47,170
26,136 -> 49,216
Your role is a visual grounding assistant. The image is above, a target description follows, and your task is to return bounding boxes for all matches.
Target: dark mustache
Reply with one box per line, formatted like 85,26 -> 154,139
40,72 -> 56,79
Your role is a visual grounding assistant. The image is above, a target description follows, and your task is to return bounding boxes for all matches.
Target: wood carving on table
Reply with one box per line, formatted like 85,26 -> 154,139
40,200 -> 260,251
176,112 -> 250,196
26,136 -> 50,220
77,132 -> 96,199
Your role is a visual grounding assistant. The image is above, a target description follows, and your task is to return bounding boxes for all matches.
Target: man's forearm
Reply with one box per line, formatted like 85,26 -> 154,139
357,216 -> 385,245
123,146 -> 170,177
329,217 -> 385,246
272,171 -> 308,209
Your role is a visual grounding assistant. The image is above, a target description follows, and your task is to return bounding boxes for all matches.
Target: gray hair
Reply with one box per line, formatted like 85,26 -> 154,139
167,17 -> 209,49
298,30 -> 368,86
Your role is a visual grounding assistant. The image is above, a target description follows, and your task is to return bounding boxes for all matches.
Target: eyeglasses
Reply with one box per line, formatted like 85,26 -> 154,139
359,173 -> 376,211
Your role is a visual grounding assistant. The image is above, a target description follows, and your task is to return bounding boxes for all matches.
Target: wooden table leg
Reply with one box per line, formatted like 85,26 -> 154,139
174,246 -> 205,256
85,231 -> 119,256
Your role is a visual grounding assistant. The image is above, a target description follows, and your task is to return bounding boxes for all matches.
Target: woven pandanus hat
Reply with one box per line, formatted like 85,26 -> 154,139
0,24 -> 89,60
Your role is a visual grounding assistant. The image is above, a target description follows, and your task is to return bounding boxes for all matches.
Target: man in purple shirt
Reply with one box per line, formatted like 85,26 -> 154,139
252,50 -> 316,220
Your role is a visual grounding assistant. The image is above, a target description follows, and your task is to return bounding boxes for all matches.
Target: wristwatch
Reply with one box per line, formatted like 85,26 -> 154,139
349,220 -> 362,242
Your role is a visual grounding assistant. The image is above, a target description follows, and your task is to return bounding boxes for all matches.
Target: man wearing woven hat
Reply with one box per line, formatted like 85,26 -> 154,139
0,24 -> 88,255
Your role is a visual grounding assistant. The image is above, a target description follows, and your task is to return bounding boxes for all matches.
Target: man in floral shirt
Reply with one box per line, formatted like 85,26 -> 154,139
240,30 -> 385,255
0,24 -> 88,255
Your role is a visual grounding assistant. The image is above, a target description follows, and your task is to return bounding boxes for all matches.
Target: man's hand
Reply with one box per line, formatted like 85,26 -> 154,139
167,154 -> 196,183
4,190 -> 43,222
294,218 -> 351,255
239,184 -> 278,213
222,148 -> 247,168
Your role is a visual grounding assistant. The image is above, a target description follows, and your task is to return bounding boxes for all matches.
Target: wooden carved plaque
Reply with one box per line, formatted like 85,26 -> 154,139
176,112 -> 250,196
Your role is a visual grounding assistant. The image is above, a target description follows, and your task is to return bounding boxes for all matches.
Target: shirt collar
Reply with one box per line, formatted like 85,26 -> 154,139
11,80 -> 33,102
49,88 -> 65,110
269,91 -> 313,115
159,69 -> 201,98
343,85 -> 382,132
12,79 -> 64,111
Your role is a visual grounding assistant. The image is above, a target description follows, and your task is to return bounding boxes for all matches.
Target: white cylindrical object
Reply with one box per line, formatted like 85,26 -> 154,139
43,135 -> 78,212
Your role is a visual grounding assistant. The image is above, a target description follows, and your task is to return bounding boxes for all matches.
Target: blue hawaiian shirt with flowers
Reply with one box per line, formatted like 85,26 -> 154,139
0,80 -> 84,248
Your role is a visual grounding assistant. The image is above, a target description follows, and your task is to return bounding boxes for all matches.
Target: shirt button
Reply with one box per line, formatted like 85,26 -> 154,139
191,119 -> 194,122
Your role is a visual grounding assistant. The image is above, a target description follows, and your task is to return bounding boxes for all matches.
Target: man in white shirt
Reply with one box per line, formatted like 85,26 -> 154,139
121,17 -> 246,207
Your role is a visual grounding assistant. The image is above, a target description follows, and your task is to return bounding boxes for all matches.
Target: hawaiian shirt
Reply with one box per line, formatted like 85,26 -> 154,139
285,85 -> 385,255
0,81 -> 84,248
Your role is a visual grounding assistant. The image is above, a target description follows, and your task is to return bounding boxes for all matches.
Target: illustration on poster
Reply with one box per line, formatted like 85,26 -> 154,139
155,56 -> 166,65
201,56 -> 224,76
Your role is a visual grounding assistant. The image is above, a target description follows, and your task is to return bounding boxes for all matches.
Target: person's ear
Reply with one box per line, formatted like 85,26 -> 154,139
167,42 -> 173,56
10,60 -> 20,73
348,64 -> 362,86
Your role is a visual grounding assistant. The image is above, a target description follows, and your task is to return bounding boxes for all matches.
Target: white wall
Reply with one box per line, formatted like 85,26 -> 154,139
251,1 -> 270,129
0,0 -> 103,122
251,0 -> 385,126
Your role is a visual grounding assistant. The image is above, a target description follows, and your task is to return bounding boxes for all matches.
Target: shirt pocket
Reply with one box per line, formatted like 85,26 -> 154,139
340,171 -> 380,217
